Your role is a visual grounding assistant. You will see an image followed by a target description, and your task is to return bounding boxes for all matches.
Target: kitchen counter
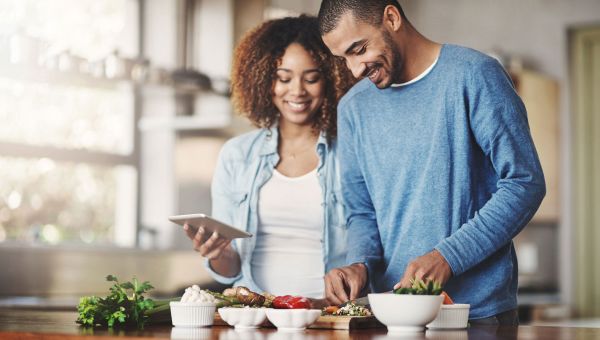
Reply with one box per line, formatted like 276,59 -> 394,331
1,308 -> 599,339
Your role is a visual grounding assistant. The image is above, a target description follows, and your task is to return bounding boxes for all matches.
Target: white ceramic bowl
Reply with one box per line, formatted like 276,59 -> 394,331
427,304 -> 470,329
264,308 -> 321,332
218,307 -> 268,329
368,293 -> 444,333
169,301 -> 216,327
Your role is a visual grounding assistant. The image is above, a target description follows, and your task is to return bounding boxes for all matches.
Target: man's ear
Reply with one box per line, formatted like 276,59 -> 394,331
382,5 -> 402,32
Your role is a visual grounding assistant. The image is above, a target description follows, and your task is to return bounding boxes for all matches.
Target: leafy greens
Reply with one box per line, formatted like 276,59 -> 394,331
393,278 -> 443,295
76,275 -> 171,329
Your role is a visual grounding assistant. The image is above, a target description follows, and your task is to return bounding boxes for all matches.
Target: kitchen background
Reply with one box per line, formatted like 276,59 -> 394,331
0,0 -> 599,326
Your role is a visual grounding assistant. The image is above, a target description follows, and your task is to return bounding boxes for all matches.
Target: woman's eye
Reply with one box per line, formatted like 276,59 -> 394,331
357,45 -> 366,55
278,77 -> 291,83
305,77 -> 321,84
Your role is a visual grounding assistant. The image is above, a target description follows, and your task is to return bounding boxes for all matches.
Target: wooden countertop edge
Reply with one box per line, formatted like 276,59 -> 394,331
0,331 -> 158,340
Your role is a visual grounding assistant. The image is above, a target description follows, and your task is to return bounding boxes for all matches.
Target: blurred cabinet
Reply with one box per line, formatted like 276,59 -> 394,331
512,70 -> 560,222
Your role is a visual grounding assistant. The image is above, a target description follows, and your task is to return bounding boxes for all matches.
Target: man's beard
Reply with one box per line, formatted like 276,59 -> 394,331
378,29 -> 403,88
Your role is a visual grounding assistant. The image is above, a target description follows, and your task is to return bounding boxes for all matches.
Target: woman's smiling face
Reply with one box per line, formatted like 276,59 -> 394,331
272,42 -> 325,127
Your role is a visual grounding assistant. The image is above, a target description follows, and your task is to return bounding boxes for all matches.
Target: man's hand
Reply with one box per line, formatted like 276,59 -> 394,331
394,250 -> 452,289
308,298 -> 329,310
324,263 -> 368,305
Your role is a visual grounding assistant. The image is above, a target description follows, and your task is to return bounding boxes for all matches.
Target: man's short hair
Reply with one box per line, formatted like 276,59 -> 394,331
318,0 -> 405,35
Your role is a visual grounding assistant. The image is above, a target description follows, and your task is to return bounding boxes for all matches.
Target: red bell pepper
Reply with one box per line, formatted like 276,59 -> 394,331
272,295 -> 312,309
441,291 -> 454,305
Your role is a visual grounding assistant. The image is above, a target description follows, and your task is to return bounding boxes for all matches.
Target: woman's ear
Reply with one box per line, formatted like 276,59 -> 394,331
382,5 -> 403,32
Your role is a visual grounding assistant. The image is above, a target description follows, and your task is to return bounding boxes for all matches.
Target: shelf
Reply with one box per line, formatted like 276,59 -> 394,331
0,63 -> 228,98
0,62 -> 132,90
138,114 -> 232,131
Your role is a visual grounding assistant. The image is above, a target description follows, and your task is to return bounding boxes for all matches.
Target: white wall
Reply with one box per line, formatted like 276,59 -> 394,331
268,0 -> 321,15
140,0 -> 178,249
400,0 -> 600,79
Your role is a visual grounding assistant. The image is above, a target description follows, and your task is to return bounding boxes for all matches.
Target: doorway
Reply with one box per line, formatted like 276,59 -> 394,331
571,26 -> 600,318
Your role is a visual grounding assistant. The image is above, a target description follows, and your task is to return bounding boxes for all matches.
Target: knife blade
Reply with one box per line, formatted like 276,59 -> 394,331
338,290 -> 393,308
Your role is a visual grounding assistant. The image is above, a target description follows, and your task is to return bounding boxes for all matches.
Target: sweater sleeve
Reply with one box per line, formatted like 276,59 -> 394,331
338,101 -> 384,276
435,59 -> 546,276
204,143 -> 242,284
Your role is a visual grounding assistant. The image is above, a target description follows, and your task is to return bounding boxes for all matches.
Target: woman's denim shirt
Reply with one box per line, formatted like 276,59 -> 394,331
204,127 -> 347,293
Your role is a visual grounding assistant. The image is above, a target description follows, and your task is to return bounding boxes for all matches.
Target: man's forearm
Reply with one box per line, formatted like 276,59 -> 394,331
436,179 -> 545,276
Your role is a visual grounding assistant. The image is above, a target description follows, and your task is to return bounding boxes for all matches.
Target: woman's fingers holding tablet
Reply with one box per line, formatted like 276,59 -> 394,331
205,238 -> 231,260
194,229 -> 230,258
183,223 -> 205,241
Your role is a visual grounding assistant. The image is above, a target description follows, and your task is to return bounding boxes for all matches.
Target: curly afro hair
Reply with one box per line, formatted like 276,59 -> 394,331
231,15 -> 354,141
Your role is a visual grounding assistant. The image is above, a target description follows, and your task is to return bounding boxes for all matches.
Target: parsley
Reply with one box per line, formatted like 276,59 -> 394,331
76,275 -> 164,329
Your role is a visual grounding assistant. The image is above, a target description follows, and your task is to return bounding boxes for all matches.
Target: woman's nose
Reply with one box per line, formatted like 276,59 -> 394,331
290,78 -> 307,95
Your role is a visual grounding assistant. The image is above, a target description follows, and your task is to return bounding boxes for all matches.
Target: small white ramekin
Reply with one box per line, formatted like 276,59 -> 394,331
264,308 -> 321,332
218,307 -> 268,329
169,301 -> 217,327
426,304 -> 470,329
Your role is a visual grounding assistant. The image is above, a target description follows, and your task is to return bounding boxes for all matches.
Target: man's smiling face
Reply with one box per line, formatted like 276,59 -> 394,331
322,11 -> 403,89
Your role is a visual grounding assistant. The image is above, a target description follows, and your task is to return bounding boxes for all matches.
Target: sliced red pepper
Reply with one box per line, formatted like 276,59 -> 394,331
441,291 -> 454,305
272,295 -> 311,309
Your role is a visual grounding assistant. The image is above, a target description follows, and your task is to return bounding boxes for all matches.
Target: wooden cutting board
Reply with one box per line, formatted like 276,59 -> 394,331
214,312 -> 384,330
309,315 -> 384,330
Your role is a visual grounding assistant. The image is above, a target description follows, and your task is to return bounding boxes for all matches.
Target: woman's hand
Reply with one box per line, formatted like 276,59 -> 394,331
183,223 -> 231,260
183,223 -> 241,278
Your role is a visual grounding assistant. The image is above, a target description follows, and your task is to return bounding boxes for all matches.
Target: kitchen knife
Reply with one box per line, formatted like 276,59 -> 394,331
338,290 -> 393,308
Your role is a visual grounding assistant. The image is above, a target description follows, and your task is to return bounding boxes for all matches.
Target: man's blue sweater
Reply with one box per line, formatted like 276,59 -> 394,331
338,44 -> 546,319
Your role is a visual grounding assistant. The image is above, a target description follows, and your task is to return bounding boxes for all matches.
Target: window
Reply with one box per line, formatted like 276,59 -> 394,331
0,0 -> 139,246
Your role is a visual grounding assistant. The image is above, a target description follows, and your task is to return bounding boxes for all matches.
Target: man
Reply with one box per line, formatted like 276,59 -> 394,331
318,0 -> 545,324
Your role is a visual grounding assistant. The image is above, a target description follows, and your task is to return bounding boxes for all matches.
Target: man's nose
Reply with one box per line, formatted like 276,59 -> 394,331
347,58 -> 366,79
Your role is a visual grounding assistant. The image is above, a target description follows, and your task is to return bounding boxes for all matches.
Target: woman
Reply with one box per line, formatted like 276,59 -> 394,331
184,15 -> 353,299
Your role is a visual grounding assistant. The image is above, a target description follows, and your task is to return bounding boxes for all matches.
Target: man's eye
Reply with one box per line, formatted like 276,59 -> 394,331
356,46 -> 366,55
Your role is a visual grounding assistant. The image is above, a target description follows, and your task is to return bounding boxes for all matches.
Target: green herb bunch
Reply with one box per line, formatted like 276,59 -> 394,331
77,275 -> 162,329
393,278 -> 443,295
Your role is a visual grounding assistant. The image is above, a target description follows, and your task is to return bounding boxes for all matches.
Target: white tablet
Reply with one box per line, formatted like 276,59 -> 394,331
169,213 -> 252,239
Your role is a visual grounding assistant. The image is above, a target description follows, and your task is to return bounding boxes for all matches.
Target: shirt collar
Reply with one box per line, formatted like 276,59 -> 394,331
259,127 -> 279,156
390,56 -> 439,87
259,124 -> 329,156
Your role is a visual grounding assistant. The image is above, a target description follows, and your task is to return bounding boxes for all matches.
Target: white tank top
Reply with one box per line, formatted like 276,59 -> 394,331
251,168 -> 325,298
